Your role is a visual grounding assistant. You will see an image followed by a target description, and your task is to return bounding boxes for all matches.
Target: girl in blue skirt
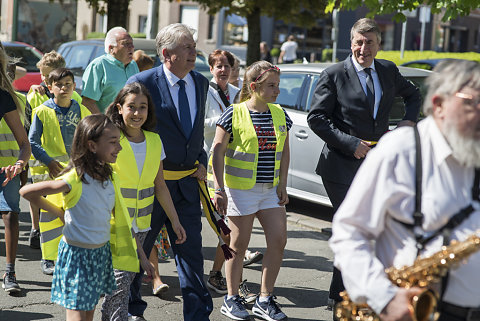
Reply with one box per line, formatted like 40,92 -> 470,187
20,114 -> 146,321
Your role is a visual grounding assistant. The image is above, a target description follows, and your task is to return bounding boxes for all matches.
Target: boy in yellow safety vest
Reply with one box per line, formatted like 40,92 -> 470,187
26,51 -> 82,255
28,68 -> 91,275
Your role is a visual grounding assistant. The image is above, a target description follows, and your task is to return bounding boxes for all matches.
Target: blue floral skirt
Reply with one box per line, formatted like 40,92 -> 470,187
51,239 -> 116,311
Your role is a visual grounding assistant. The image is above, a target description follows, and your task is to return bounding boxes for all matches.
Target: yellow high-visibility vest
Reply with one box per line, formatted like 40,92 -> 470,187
29,103 -> 91,182
0,92 -> 26,167
113,131 -> 161,231
39,168 -> 139,272
27,89 -> 82,111
224,102 -> 287,190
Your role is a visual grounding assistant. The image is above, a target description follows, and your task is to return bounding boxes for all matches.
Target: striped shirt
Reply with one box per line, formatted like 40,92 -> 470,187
217,105 -> 292,183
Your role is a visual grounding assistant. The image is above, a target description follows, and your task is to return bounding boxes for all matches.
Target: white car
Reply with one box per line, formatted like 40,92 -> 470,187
277,63 -> 432,206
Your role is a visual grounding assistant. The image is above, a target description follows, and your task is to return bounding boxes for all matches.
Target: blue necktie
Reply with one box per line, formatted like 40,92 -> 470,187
364,67 -> 375,114
177,80 -> 192,138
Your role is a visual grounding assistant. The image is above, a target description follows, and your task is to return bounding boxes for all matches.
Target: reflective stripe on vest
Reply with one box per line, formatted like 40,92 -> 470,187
224,102 -> 287,190
28,103 -> 91,181
39,193 -> 64,260
113,131 -> 161,230
0,92 -> 25,167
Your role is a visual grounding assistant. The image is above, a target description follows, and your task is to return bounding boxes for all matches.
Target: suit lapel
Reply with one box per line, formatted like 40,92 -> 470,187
191,71 -> 205,141
157,67 -> 184,135
374,60 -> 387,114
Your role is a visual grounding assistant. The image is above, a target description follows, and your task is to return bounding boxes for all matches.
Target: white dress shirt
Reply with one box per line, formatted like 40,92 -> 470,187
330,116 -> 480,313
163,64 -> 197,127
352,57 -> 382,119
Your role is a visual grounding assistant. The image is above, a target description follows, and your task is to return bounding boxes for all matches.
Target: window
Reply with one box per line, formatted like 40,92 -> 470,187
180,6 -> 199,39
389,76 -> 427,125
277,73 -> 308,110
138,15 -> 148,34
223,13 -> 248,46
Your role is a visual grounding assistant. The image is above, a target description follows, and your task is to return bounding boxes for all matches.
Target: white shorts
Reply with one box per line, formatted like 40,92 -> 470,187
226,183 -> 283,216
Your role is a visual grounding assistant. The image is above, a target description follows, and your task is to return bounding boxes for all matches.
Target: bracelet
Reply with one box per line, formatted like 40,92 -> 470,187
214,187 -> 225,192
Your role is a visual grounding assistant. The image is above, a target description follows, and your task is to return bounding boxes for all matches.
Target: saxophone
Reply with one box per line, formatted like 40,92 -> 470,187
335,233 -> 480,321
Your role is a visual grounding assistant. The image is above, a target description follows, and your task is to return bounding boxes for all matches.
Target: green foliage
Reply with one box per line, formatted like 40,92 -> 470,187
322,48 -> 333,62
376,51 -> 480,66
131,33 -> 146,38
326,0 -> 477,21
270,47 -> 280,57
87,32 -> 105,39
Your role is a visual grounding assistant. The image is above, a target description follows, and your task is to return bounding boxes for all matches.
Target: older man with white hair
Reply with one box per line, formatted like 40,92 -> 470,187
330,59 -> 480,321
81,26 -> 139,114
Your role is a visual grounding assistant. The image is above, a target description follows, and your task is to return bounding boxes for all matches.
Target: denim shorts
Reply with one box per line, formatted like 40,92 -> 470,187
0,173 -> 20,213
226,183 -> 283,216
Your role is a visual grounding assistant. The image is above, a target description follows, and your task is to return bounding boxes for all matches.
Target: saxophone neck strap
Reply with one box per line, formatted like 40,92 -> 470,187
394,126 -> 480,251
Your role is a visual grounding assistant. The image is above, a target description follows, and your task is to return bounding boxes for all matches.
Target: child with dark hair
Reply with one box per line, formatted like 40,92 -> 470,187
103,83 -> 185,320
28,67 -> 91,275
20,114 -> 143,321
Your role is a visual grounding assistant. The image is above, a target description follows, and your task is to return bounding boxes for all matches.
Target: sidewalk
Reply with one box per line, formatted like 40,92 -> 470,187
0,199 -> 334,321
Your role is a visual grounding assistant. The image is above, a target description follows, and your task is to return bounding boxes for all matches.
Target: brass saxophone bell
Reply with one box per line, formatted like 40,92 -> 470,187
411,288 -> 440,321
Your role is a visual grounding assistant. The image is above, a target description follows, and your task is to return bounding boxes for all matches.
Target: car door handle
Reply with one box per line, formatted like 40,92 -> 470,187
295,130 -> 309,139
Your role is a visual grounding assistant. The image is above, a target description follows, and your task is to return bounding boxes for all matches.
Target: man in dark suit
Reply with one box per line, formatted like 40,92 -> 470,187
307,18 -> 422,309
126,23 -> 212,321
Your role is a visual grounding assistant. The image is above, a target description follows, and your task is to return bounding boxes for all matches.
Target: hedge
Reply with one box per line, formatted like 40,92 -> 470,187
322,48 -> 480,66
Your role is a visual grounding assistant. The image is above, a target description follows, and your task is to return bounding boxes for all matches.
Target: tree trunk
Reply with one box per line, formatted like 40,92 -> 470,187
246,6 -> 261,66
107,0 -> 131,30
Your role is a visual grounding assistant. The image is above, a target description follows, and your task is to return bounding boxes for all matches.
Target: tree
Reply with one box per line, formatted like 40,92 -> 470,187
82,0 -> 131,30
187,0 -> 328,65
326,0 -> 478,22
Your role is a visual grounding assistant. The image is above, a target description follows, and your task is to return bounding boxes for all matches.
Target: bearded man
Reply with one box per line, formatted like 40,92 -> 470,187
330,60 -> 480,321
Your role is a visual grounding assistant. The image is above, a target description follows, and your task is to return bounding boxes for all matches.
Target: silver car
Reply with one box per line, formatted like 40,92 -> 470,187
276,63 -> 431,206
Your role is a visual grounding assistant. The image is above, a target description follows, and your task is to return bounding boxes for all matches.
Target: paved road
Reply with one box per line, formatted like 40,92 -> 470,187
0,197 -> 335,321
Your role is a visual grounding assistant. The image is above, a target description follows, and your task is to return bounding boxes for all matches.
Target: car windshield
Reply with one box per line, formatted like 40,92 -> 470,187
5,46 -> 42,72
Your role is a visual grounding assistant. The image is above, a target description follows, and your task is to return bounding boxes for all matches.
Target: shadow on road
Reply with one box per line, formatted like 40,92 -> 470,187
0,310 -> 53,320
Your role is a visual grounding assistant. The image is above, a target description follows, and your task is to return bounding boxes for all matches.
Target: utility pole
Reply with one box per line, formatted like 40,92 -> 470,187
331,9 -> 338,62
146,0 -> 159,39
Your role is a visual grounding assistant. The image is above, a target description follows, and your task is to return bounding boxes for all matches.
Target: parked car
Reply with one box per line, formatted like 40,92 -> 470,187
3,41 -> 43,93
400,58 -> 468,71
57,39 -> 211,93
276,63 -> 431,206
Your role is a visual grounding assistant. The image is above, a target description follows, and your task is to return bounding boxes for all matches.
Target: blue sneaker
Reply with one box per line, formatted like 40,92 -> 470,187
220,295 -> 250,320
252,296 -> 288,321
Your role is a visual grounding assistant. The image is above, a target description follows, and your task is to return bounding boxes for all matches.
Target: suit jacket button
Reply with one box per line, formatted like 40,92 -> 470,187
186,144 -> 189,149
180,163 -> 184,167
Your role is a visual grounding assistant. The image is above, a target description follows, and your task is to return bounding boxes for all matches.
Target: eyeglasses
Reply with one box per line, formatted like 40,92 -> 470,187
254,66 -> 280,82
455,92 -> 480,108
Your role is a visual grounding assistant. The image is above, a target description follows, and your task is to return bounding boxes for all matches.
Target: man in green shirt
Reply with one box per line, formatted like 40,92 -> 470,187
81,27 -> 139,114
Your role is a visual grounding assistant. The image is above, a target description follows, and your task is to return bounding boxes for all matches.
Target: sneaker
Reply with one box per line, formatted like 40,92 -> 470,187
2,272 -> 21,293
239,279 -> 257,304
41,259 -> 55,275
252,296 -> 288,321
243,250 -> 263,267
220,295 -> 250,320
29,229 -> 41,249
128,316 -> 147,321
207,270 -> 227,294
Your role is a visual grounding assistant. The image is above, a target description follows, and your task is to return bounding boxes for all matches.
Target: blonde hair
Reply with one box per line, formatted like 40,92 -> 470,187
36,50 -> 65,70
0,42 -> 22,116
239,61 -> 280,102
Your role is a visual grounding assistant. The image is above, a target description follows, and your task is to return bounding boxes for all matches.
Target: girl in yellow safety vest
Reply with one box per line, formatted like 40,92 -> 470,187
20,114 -> 154,321
103,82 -> 186,320
212,61 -> 292,321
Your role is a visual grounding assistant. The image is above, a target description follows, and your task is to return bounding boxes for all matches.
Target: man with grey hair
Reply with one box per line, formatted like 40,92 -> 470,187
82,26 -> 138,114
126,23 -> 211,321
307,17 -> 422,311
330,60 -> 480,321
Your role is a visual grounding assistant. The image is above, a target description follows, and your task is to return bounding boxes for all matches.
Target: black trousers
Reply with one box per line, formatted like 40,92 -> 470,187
323,178 -> 351,302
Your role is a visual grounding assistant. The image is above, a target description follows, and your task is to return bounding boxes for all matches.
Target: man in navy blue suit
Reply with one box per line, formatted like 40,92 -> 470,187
126,23 -> 212,321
